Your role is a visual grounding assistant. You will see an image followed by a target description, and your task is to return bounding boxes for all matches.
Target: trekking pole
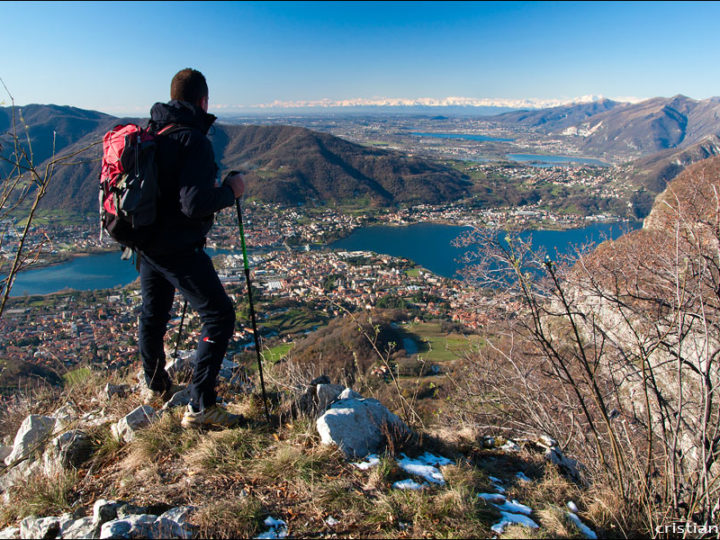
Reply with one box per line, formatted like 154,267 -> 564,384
235,198 -> 272,424
172,299 -> 188,359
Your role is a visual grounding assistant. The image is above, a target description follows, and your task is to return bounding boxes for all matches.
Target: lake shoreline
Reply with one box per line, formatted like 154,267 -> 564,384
9,221 -> 640,297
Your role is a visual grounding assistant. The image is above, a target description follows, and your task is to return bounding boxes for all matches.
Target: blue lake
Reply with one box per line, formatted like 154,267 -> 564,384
329,221 -> 640,279
412,132 -> 514,142
507,154 -> 610,167
8,248 -> 224,297
9,222 -> 640,296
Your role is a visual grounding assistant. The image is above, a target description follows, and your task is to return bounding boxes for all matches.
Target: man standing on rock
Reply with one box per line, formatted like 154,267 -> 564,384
136,68 -> 245,429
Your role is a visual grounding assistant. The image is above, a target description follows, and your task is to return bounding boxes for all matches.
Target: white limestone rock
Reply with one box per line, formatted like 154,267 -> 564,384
0,527 -> 19,539
100,514 -> 158,539
4,415 -> 56,466
51,403 -> 77,433
93,499 -> 119,525
165,352 -> 195,377
0,458 -> 40,494
338,388 -> 362,401
316,384 -> 347,413
62,517 -> 98,540
45,430 -> 93,472
99,511 -> 194,539
162,387 -> 192,411
317,397 -> 412,458
19,514 -> 74,539
112,406 -> 156,443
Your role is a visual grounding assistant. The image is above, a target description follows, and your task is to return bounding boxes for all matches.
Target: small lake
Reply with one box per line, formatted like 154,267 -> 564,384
412,132 -> 514,142
8,222 -> 640,296
7,248 -> 225,297
329,221 -> 640,279
507,154 -> 610,167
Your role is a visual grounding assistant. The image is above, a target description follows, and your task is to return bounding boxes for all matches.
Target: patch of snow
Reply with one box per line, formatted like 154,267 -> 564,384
489,475 -> 506,493
478,492 -> 506,504
393,478 -> 427,490
491,512 -> 540,534
351,454 -> 380,470
515,471 -> 532,482
567,501 -> 578,513
256,517 -> 287,539
495,499 -> 533,516
397,452 -> 451,485
567,512 -> 597,539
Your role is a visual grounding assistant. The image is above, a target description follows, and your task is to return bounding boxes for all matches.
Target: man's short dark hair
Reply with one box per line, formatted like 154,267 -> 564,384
171,68 -> 208,104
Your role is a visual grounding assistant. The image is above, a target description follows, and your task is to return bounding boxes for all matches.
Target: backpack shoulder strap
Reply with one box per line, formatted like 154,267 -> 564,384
156,123 -> 193,137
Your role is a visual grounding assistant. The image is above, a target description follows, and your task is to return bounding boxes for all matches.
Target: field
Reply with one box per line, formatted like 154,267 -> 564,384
256,307 -> 328,336
262,343 -> 293,364
404,321 -> 483,364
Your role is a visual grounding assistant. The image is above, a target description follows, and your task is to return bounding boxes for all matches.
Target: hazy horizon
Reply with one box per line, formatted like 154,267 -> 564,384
1,1 -> 717,116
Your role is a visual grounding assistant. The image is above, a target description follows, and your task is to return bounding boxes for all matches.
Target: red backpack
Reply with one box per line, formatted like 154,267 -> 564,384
98,123 -> 184,250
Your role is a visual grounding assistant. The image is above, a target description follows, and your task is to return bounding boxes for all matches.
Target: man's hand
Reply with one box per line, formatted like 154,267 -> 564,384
224,172 -> 245,199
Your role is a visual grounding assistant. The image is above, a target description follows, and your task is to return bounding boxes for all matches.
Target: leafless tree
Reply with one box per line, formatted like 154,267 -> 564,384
0,80 -> 101,317
450,157 -> 720,534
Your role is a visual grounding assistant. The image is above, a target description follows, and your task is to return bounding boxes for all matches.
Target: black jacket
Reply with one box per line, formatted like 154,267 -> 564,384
139,100 -> 235,255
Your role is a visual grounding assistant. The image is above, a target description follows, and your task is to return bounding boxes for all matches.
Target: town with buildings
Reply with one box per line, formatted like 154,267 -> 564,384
0,154 -> 633,393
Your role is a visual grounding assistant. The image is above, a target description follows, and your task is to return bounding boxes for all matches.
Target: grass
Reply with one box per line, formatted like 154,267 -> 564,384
405,321 -> 483,363
0,469 -> 79,526
0,360 -> 609,539
194,496 -> 266,539
262,342 -> 293,364
256,307 -> 327,335
62,366 -> 92,387
404,267 -> 422,278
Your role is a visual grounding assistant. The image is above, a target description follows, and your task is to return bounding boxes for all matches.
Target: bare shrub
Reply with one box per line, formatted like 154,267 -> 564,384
450,157 -> 720,535
0,81 -> 101,317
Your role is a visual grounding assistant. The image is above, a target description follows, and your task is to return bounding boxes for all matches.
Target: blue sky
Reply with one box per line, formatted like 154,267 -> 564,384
0,1 -> 716,115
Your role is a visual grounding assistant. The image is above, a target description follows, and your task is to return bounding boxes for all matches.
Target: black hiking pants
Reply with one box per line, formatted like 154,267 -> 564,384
138,247 -> 235,409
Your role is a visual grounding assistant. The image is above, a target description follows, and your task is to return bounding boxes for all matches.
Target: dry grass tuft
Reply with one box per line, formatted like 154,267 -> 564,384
583,486 -> 646,539
0,468 -> 78,526
0,385 -> 58,443
535,506 -> 575,538
193,495 -> 265,539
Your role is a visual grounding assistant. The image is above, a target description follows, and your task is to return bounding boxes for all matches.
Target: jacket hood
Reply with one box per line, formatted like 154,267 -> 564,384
149,100 -> 217,135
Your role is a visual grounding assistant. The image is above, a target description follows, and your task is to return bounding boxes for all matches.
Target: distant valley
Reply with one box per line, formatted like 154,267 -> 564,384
3,94 -> 720,218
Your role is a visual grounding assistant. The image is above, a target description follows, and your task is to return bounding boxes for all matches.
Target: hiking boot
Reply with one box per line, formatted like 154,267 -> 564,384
141,383 -> 186,405
181,404 -> 245,429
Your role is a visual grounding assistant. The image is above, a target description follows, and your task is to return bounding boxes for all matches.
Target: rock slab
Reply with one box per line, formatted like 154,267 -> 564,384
5,415 -> 56,466
112,406 -> 156,443
317,397 -> 411,458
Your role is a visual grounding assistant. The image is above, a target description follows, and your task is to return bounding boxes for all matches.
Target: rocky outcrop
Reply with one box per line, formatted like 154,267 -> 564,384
291,375 -> 363,418
45,430 -> 93,471
317,394 -> 412,458
563,156 -> 720,484
4,415 -> 56,466
112,406 -> 156,443
3,500 -> 196,540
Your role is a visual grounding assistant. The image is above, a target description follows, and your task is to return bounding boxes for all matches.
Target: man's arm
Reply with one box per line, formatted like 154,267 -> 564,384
178,133 -> 235,219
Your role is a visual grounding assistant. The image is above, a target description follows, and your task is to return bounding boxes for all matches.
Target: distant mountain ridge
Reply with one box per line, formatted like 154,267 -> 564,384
0,104 -> 115,177
0,104 -> 471,215
625,134 -> 720,192
493,95 -> 720,160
